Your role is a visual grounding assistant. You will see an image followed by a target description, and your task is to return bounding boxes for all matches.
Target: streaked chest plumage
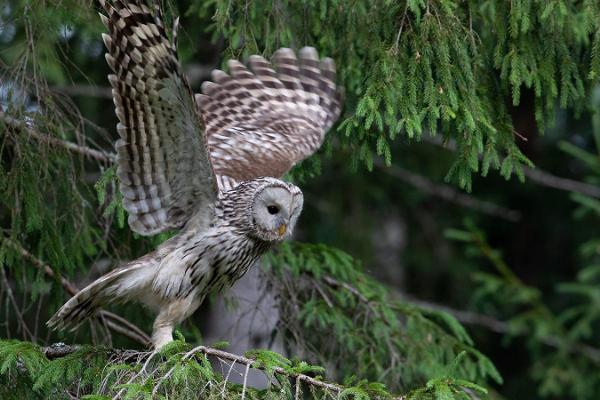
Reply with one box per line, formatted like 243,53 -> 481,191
153,223 -> 271,302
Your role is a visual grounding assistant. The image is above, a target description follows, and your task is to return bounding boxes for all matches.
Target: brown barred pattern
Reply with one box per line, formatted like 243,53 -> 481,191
196,47 -> 343,190
100,0 -> 217,235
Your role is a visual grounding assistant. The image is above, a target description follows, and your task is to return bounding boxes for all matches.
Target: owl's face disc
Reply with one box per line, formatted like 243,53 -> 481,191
250,182 -> 303,242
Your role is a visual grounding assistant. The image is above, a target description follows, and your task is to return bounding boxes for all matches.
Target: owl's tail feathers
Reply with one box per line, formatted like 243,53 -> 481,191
47,262 -> 151,331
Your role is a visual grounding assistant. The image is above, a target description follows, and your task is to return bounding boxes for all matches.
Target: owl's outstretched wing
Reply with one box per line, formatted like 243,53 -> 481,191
100,0 -> 217,235
196,47 -> 343,191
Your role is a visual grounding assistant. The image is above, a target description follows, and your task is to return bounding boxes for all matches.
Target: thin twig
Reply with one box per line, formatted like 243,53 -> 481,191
99,312 -> 150,346
52,85 -> 113,99
294,375 -> 301,400
220,357 -> 239,398
1,111 -> 116,163
241,362 -> 250,400
113,349 -> 161,400
320,274 -> 395,329
392,1 -> 410,51
164,345 -> 347,395
0,265 -> 34,340
322,275 -> 368,303
312,277 -> 334,308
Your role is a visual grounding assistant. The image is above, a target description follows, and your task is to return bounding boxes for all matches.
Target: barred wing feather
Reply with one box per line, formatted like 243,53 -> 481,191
100,0 -> 217,235
196,47 -> 343,191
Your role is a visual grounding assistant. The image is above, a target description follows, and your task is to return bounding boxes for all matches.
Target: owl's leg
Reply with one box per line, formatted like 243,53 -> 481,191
152,311 -> 175,349
151,301 -> 184,349
151,296 -> 203,349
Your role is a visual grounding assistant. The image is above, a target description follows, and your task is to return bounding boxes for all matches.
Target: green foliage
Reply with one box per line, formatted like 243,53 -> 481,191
0,111 -> 102,304
192,0 -> 599,189
442,118 -> 600,397
95,165 -> 126,229
264,242 -> 501,393
447,211 -> 600,399
0,339 -> 487,399
0,341 -> 108,399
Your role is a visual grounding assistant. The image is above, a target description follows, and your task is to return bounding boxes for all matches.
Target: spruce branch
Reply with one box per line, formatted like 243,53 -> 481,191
318,267 -> 600,364
375,158 -> 522,221
0,111 -> 116,163
405,297 -> 600,364
52,84 -> 113,99
5,109 -> 596,203
424,136 -> 600,199
1,236 -> 151,347
38,343 -> 403,399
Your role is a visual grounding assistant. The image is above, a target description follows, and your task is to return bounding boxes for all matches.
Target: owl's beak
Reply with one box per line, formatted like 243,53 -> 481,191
277,223 -> 287,237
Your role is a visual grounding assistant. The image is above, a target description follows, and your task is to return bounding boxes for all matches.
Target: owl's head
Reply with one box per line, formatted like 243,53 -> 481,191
247,178 -> 304,242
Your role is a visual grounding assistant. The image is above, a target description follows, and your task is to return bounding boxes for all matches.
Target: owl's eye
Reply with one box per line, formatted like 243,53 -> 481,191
267,205 -> 279,215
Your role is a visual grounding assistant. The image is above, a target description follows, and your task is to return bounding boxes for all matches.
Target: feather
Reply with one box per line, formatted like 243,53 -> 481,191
100,0 -> 217,236
47,261 -> 154,331
196,47 -> 343,189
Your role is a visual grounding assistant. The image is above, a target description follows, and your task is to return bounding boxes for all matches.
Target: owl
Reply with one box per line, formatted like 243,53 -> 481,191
47,0 -> 342,349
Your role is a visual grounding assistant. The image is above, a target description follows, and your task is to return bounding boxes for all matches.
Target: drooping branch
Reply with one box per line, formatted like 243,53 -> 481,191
5,110 -> 598,202
52,85 -> 113,99
318,272 -> 600,364
1,236 -> 151,347
423,135 -> 600,199
406,297 -> 600,364
0,111 -> 116,163
375,159 -> 522,221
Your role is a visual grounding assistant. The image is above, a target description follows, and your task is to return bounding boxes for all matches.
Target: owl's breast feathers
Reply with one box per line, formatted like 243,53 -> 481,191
151,220 -> 271,303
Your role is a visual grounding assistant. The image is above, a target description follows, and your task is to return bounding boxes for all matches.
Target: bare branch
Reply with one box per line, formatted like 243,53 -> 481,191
0,111 -> 116,163
406,297 -> 600,364
52,85 -> 113,99
323,271 -> 600,365
375,159 -> 522,222
193,346 -> 346,395
519,167 -> 600,199
423,135 -> 600,199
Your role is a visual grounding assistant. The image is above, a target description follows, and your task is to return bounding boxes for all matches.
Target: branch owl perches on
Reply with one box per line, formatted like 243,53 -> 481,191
47,0 -> 342,349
